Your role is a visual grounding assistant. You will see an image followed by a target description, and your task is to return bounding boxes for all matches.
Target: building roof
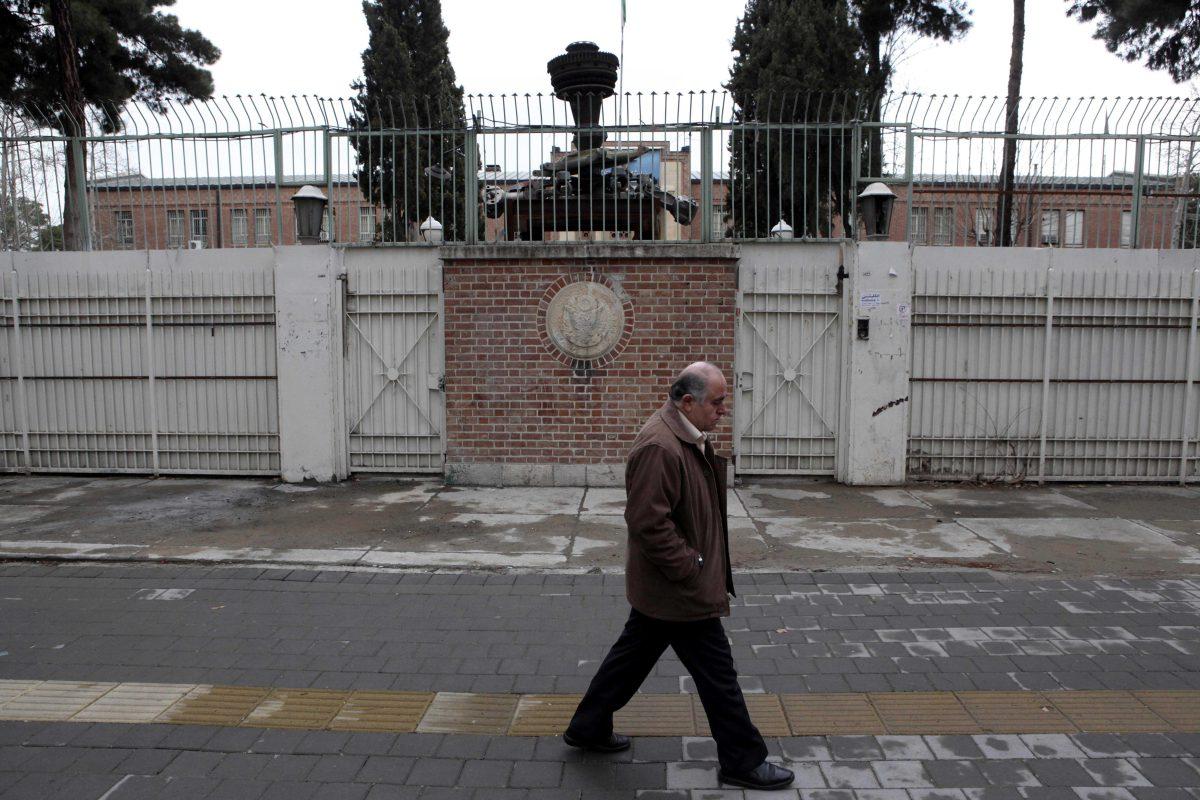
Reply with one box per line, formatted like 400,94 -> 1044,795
90,173 -> 359,190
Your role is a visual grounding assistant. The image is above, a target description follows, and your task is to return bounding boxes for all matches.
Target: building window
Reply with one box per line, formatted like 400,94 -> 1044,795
1064,210 -> 1084,247
932,207 -> 953,245
973,207 -> 992,246
358,206 -> 376,242
254,208 -> 272,245
231,209 -> 249,246
115,210 -> 134,249
1040,210 -> 1061,246
1120,210 -> 1133,247
710,201 -> 728,240
167,210 -> 185,248
909,207 -> 928,244
189,210 -> 209,246
318,208 -> 336,243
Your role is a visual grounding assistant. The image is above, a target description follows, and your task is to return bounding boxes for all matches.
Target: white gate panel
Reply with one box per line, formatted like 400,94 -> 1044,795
909,249 -> 1199,482
343,253 -> 444,472
735,252 -> 843,475
1,250 -> 279,475
149,263 -> 278,473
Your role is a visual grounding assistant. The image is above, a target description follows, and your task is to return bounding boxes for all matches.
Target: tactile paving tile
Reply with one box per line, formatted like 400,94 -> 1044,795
242,689 -> 348,730
0,681 -> 117,721
1133,690 -> 1200,732
1045,691 -> 1171,733
957,691 -> 1077,734
0,680 -> 43,707
329,690 -> 434,733
74,682 -> 194,723
614,693 -> 696,736
870,692 -> 979,734
509,694 -> 581,736
693,693 -> 790,737
159,685 -> 271,726
781,693 -> 886,735
416,692 -> 519,734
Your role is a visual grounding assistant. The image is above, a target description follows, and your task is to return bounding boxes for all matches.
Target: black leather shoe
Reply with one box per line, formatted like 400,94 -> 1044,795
718,760 -> 795,790
561,730 -> 631,753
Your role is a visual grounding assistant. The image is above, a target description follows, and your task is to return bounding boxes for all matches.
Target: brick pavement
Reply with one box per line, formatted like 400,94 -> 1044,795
2,563 -> 1200,798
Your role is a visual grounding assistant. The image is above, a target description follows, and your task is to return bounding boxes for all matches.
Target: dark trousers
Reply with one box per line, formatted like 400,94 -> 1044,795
566,607 -> 768,773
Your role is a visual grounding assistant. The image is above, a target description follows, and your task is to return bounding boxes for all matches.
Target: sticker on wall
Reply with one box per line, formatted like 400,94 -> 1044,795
896,303 -> 911,321
859,292 -> 882,311
537,275 -> 634,374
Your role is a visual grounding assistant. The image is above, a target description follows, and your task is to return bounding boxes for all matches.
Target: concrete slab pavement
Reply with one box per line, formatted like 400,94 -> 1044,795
0,475 -> 1198,576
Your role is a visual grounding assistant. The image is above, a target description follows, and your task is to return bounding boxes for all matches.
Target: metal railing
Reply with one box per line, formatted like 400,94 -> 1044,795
1,92 -> 1198,250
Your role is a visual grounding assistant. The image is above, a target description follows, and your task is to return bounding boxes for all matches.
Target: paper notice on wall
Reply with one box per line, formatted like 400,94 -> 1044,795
896,302 -> 911,321
859,292 -> 882,311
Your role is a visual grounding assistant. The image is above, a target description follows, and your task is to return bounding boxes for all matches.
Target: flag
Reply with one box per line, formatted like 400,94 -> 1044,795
621,0 -> 626,29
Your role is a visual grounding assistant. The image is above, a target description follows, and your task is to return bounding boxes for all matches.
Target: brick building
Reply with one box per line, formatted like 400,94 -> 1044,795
89,165 -> 1193,249
89,174 -> 376,250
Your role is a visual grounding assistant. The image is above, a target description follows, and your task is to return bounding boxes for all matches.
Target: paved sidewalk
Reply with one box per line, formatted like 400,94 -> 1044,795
3,562 -> 1200,798
1,475 -> 1200,576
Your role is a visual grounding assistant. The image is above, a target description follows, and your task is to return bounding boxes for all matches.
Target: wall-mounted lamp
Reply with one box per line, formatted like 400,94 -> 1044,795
769,219 -> 794,240
291,185 -> 328,245
419,216 -> 444,245
857,182 -> 897,241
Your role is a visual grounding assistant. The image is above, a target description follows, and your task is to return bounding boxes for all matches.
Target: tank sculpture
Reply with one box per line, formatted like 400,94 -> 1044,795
483,42 -> 697,240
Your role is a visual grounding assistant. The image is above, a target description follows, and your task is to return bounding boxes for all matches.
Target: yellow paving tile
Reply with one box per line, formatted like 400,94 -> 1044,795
0,681 -> 117,721
330,691 -> 435,733
416,692 -> 518,735
0,680 -> 43,707
870,692 -> 979,734
1134,690 -> 1200,732
1045,691 -> 1171,733
74,682 -> 195,723
159,685 -> 271,726
693,694 -> 790,737
781,693 -> 886,735
957,692 -> 1077,734
614,694 -> 696,736
242,689 -> 349,730
510,694 -> 581,736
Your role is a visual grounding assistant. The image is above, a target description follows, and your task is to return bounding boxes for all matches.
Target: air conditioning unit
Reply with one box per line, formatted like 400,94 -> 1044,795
188,239 -> 205,250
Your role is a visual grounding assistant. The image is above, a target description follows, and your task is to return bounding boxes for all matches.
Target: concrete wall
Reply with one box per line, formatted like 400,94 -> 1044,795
274,246 -> 347,483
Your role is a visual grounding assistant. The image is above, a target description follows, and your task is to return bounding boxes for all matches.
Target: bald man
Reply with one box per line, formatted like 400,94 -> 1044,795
563,363 -> 794,791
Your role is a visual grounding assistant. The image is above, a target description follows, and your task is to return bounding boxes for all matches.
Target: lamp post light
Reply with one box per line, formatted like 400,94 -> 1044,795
419,216 -> 444,245
857,182 -> 897,241
291,185 -> 328,245
769,219 -> 794,240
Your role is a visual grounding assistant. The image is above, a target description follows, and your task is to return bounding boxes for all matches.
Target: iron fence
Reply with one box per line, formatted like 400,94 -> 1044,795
1,92 -> 1198,251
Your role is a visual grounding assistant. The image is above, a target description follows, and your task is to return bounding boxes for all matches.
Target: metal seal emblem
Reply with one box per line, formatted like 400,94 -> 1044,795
545,281 -> 625,361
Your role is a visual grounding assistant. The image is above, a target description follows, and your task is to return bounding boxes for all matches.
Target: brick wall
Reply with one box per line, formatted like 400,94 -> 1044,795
441,245 -> 737,476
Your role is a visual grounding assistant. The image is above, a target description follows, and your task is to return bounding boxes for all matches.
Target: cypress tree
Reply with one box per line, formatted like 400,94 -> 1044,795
350,0 -> 473,242
726,0 -> 867,238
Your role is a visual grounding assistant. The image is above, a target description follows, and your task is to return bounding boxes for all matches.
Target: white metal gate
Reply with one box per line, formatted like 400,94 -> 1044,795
1,251 -> 279,474
343,256 -> 444,472
908,252 -> 1200,482
734,255 -> 844,474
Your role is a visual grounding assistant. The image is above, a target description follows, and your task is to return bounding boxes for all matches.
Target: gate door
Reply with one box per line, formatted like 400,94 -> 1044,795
734,261 -> 843,475
343,261 -> 444,472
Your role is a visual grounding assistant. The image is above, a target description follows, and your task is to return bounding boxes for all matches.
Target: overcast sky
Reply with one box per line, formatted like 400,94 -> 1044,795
171,0 -> 1187,101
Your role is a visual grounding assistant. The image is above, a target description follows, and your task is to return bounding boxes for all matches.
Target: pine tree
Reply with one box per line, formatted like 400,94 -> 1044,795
349,0 -> 473,242
1067,0 -> 1200,83
727,0 -> 868,238
852,0 -> 971,175
0,0 -> 218,250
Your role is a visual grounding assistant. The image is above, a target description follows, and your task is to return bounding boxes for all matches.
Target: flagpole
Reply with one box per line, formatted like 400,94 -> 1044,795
617,0 -> 625,136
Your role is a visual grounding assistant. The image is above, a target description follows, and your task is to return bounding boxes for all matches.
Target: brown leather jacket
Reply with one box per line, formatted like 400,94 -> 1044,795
623,401 -> 735,621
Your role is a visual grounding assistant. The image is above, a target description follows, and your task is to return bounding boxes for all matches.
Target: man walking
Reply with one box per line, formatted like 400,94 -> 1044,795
563,362 -> 794,791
